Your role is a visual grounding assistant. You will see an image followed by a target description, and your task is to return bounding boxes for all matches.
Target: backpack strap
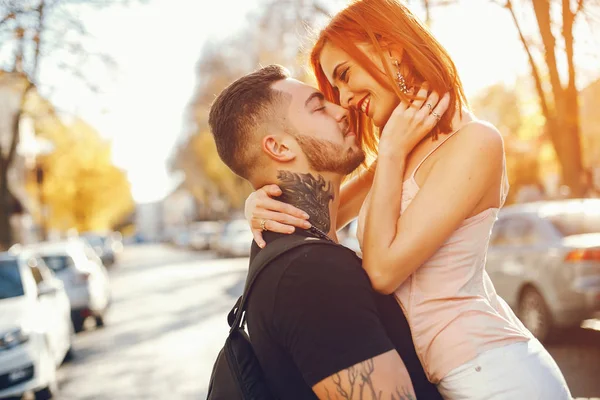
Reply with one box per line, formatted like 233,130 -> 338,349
228,235 -> 338,334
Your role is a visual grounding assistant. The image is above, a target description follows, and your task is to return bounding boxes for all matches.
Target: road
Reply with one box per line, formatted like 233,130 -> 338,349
55,244 -> 600,399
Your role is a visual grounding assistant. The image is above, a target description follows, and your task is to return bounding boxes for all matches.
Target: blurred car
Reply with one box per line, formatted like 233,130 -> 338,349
214,219 -> 254,258
189,221 -> 223,251
486,199 -> 600,341
24,239 -> 111,333
0,251 -> 73,399
81,232 -> 123,267
171,229 -> 191,248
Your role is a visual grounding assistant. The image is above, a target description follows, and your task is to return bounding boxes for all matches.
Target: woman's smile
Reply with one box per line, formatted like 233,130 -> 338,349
357,94 -> 371,116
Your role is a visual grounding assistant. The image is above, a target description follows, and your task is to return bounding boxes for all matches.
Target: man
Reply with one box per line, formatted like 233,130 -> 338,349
208,65 -> 442,399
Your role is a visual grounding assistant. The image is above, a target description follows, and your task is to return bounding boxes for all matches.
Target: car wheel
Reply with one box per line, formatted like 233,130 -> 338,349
72,317 -> 85,333
35,383 -> 58,400
518,286 -> 553,342
95,315 -> 105,328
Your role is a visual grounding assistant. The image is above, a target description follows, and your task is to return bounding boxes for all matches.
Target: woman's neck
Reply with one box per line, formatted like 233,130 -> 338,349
452,107 -> 475,131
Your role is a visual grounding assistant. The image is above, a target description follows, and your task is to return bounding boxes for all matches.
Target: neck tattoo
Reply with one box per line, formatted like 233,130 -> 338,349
276,171 -> 334,237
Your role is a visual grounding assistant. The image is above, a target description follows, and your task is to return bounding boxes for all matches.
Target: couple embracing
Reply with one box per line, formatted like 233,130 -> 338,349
207,0 -> 571,399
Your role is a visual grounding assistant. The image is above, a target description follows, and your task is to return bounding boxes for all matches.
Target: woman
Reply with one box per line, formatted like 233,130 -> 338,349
245,0 -> 571,398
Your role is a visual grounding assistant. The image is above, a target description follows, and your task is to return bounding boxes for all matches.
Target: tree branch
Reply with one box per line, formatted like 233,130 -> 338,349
531,0 -> 565,115
503,0 -> 551,118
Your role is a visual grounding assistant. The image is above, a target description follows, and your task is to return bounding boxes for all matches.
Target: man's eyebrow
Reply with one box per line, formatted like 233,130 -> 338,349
305,91 -> 325,107
332,61 -> 348,82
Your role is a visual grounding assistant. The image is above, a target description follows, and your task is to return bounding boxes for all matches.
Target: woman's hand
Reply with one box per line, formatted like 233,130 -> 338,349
245,184 -> 311,248
379,84 -> 450,158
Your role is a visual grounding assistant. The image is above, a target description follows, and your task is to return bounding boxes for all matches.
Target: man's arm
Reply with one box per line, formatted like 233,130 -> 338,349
313,349 -> 415,400
274,247 -> 416,399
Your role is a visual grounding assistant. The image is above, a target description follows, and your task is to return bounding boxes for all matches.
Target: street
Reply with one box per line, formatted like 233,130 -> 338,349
56,244 -> 600,399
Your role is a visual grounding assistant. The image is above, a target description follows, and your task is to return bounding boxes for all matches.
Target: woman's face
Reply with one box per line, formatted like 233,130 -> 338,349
319,41 -> 401,128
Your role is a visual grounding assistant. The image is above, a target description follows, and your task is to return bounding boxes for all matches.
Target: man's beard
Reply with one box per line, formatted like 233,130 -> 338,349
294,134 -> 365,175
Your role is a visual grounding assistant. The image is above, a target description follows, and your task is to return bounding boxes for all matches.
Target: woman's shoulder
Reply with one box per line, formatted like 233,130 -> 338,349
447,119 -> 504,159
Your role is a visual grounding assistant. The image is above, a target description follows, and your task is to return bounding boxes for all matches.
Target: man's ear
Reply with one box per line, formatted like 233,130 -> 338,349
262,134 -> 297,163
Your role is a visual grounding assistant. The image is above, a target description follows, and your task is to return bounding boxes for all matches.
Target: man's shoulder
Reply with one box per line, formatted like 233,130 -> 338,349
252,239 -> 366,294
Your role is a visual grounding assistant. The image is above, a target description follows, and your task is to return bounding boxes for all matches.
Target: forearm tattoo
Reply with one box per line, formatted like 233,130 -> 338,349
277,170 -> 334,233
324,358 -> 415,400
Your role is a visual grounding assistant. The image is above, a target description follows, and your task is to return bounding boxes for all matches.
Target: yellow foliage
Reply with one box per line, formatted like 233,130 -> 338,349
26,116 -> 134,233
191,132 -> 251,208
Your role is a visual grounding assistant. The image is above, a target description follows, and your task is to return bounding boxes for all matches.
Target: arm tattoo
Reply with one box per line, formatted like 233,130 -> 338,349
276,170 -> 334,233
325,358 -> 415,400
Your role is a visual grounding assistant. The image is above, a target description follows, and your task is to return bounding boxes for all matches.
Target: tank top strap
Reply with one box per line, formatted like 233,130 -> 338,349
500,154 -> 510,207
410,125 -> 464,180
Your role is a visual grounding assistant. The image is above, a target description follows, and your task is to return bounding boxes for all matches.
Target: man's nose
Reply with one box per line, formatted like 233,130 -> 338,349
329,102 -> 348,123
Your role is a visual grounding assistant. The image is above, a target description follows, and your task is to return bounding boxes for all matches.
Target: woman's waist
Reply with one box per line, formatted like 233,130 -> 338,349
413,312 -> 532,383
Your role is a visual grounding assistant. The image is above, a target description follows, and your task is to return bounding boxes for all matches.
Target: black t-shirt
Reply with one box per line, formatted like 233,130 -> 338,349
246,231 -> 442,399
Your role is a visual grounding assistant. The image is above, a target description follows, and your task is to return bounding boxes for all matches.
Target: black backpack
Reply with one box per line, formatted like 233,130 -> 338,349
206,235 -> 336,399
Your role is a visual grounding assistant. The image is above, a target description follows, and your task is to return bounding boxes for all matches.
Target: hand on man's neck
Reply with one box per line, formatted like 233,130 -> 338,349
276,169 -> 342,242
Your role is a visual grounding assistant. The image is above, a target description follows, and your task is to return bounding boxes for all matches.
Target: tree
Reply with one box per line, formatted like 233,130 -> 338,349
0,0 -> 131,248
28,115 -> 134,232
497,0 -> 597,197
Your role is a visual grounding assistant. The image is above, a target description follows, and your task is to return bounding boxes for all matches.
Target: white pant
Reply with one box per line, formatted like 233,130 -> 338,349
437,339 -> 571,400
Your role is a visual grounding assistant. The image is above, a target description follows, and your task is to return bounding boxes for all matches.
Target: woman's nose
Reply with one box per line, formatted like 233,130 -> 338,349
339,87 -> 354,109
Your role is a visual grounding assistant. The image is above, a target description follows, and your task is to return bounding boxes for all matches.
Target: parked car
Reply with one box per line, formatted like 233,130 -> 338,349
0,251 -> 73,399
214,219 -> 254,258
81,232 -> 123,267
189,221 -> 223,251
486,199 -> 600,341
24,239 -> 111,333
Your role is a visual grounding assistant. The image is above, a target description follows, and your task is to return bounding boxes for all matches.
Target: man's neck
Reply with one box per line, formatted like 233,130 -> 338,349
276,170 -> 341,242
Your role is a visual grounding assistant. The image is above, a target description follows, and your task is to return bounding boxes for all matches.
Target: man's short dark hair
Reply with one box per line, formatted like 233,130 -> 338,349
208,64 -> 291,180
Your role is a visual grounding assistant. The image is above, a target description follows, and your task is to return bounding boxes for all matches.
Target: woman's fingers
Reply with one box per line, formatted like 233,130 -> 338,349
415,90 -> 440,121
424,92 -> 450,128
257,196 -> 310,219
252,229 -> 266,248
253,219 -> 296,235
254,210 -> 312,229
411,83 -> 429,110
261,184 -> 283,197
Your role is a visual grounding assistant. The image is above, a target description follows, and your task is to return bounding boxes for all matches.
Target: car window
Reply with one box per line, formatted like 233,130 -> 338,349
41,255 -> 74,272
546,212 -> 600,237
0,259 -> 25,299
502,218 -> 540,246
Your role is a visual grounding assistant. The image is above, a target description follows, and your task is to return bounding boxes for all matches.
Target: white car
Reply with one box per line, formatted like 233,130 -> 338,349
0,251 -> 73,399
25,239 -> 111,332
215,220 -> 255,258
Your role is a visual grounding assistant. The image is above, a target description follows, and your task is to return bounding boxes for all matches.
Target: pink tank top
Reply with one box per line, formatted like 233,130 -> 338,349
357,129 -> 533,383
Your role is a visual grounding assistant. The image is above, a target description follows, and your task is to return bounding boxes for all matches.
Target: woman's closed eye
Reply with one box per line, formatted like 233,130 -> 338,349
313,106 -> 326,112
339,67 -> 350,83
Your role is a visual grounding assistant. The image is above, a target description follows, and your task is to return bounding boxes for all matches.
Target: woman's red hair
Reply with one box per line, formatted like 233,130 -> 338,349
310,0 -> 468,161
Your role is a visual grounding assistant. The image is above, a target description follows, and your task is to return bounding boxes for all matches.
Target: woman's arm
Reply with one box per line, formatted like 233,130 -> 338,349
336,161 -> 376,230
362,122 -> 504,294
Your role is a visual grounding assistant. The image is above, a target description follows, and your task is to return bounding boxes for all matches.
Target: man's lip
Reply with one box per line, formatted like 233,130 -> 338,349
356,95 -> 369,114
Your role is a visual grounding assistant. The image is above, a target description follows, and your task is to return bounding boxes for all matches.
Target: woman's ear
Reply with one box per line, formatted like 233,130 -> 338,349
262,135 -> 297,163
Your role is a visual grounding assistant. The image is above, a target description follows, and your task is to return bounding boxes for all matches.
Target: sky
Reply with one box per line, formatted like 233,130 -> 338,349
31,0 -> 598,204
